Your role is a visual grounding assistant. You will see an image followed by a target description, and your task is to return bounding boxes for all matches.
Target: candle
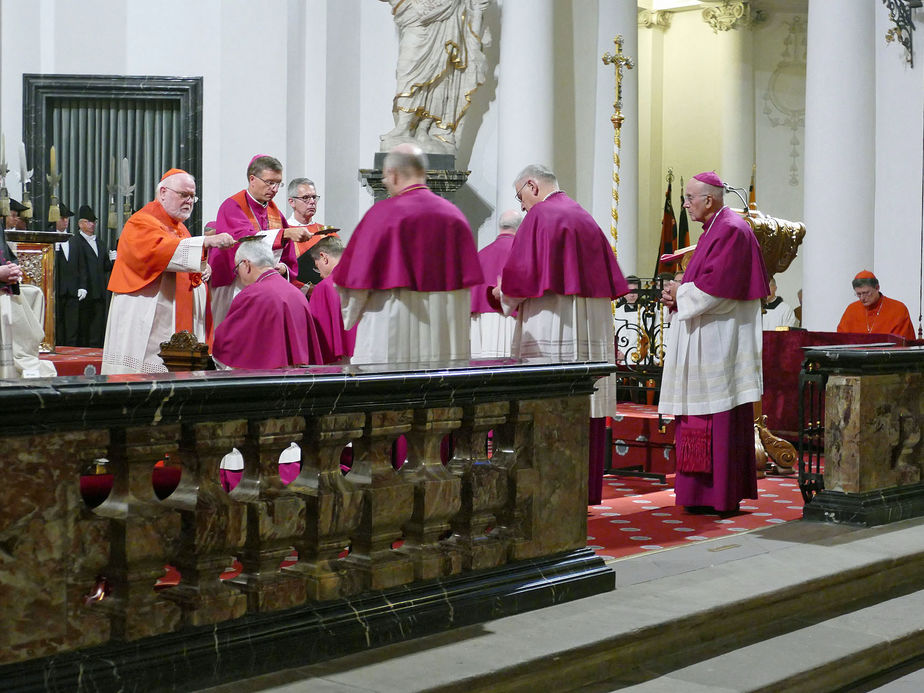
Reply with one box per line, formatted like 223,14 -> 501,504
19,142 -> 28,176
49,145 -> 57,176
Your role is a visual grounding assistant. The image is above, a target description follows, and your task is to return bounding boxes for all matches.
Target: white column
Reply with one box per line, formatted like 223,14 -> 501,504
495,0 -> 555,210
592,1 -> 639,274
802,0 -> 876,331
717,29 -> 754,192
873,2 -> 924,329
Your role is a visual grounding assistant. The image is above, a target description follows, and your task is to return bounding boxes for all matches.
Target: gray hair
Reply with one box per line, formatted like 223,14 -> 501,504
287,177 -> 316,198
309,236 -> 345,260
513,164 -> 558,188
498,209 -> 523,230
383,146 -> 428,178
234,239 -> 276,268
154,171 -> 194,198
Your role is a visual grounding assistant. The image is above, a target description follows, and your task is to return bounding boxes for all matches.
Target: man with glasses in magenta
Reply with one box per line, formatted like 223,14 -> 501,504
102,168 -> 234,374
658,171 -> 769,516
208,155 -> 311,326
489,164 -> 628,506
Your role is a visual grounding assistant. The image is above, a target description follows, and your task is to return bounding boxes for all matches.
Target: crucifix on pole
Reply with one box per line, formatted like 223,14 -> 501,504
601,35 -> 634,256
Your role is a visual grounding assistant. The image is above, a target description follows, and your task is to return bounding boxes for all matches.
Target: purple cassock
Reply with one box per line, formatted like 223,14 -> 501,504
331,185 -> 483,291
470,232 -> 516,315
212,269 -> 322,368
308,275 -> 357,364
499,192 -> 628,300
673,205 -> 769,513
208,192 -> 298,289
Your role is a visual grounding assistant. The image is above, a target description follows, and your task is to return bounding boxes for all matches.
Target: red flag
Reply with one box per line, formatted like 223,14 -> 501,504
654,180 -> 677,276
677,177 -> 690,249
748,164 -> 757,210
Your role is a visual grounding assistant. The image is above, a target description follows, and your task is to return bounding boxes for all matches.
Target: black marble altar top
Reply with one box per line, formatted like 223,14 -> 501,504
0,359 -> 616,435
802,344 -> 924,375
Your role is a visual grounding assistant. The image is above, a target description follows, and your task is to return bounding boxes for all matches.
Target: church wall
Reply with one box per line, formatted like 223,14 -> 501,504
753,11 -> 807,312
873,5 -> 924,324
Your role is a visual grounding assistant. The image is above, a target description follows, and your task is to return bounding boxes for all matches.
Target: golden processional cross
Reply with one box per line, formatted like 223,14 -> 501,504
601,35 -> 634,256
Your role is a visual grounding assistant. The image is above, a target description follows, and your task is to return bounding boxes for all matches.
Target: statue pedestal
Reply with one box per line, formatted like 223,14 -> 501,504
359,153 -> 469,202
800,345 -> 924,526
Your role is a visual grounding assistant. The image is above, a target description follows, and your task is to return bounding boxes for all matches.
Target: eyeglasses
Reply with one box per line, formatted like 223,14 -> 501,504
292,194 -> 320,203
683,194 -> 710,203
515,180 -> 532,202
234,259 -> 249,275
254,175 -> 283,190
164,187 -> 199,203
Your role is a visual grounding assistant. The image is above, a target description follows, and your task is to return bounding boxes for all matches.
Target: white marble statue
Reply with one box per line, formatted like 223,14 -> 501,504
379,0 -> 492,156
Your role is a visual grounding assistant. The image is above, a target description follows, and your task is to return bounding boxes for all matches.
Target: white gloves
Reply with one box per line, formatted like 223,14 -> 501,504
77,288 -> 87,301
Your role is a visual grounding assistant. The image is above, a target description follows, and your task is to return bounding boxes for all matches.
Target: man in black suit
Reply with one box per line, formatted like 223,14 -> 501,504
52,203 -> 81,345
73,205 -> 112,347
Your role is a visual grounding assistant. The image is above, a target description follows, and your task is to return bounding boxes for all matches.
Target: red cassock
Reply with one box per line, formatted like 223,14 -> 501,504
212,269 -> 322,368
837,295 -> 915,341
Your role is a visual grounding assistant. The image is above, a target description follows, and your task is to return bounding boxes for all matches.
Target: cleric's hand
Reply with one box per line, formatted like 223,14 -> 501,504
204,233 -> 234,249
0,262 -> 23,284
283,227 -> 311,243
660,280 -> 678,311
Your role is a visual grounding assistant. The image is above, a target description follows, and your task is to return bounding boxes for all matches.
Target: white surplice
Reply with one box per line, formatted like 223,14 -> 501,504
102,237 -> 207,374
503,291 -> 618,418
470,311 -> 517,360
338,287 -> 471,365
0,288 -> 57,378
658,282 -> 763,416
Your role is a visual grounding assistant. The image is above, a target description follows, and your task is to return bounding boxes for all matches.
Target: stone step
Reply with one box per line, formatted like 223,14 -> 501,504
197,517 -> 924,693
602,589 -> 924,692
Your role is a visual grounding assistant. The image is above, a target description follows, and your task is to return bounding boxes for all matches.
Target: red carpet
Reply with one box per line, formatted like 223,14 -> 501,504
41,346 -> 103,376
587,473 -> 805,560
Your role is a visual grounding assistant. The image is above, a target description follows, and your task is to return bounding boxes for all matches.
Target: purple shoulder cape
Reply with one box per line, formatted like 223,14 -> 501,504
500,193 -> 628,299
331,187 -> 483,291
471,233 -> 516,314
212,270 -> 322,368
308,275 -> 356,364
682,207 -> 770,301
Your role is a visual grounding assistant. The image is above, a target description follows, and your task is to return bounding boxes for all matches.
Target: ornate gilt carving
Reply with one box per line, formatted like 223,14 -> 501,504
882,0 -> 920,67
701,0 -> 763,33
755,415 -> 797,475
637,9 -> 672,30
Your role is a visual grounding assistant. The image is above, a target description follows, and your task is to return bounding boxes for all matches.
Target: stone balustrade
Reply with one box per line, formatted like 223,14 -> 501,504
0,360 -> 615,691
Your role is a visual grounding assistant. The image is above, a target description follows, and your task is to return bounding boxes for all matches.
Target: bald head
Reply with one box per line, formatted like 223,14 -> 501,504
498,209 -> 522,234
383,143 -> 428,195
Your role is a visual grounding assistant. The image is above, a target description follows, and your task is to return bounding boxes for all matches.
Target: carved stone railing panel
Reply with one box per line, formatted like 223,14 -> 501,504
0,430 -> 110,664
160,420 -> 248,627
401,406 -> 463,580
0,362 -> 615,688
493,400 -> 538,560
448,401 -> 510,571
286,412 -> 365,601
228,416 -> 307,612
95,424 -> 183,641
342,409 -> 415,592
517,397 -> 592,557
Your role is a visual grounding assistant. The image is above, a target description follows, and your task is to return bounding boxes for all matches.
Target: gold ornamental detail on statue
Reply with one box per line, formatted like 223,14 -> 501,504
601,35 -> 634,257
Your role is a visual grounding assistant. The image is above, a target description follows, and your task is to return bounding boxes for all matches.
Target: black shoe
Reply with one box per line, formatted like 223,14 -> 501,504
684,505 -> 715,515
